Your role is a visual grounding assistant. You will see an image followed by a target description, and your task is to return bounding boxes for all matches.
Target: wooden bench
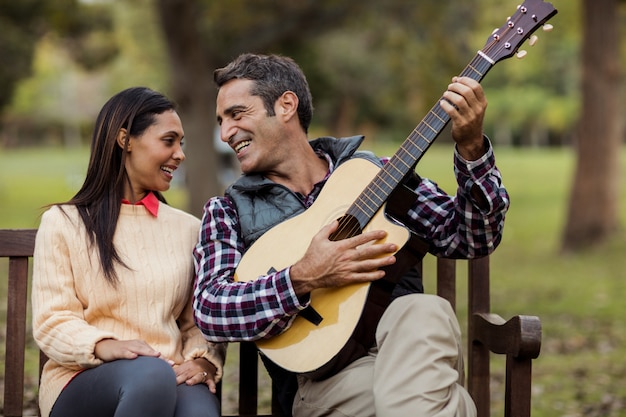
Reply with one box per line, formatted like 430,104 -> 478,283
0,228 -> 541,417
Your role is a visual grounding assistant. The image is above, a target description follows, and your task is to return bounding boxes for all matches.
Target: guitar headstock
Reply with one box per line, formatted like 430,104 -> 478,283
482,0 -> 558,64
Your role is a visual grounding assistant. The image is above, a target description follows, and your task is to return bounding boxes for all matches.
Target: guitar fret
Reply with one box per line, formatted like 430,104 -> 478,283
430,110 -> 447,124
390,149 -> 411,167
421,118 -> 438,135
357,190 -> 381,211
384,159 -> 408,175
395,150 -> 415,167
412,128 -> 436,146
373,177 -> 395,196
461,55 -> 491,81
392,154 -> 412,169
404,136 -> 426,155
351,202 -> 375,224
406,138 -> 426,153
370,179 -> 393,199
465,62 -> 484,79
352,165 -> 404,222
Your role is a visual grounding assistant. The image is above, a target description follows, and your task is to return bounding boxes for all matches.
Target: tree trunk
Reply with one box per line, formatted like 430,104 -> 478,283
561,0 -> 623,252
155,0 -> 221,218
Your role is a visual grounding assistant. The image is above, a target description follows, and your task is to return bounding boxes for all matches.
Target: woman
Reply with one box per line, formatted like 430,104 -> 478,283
32,87 -> 225,417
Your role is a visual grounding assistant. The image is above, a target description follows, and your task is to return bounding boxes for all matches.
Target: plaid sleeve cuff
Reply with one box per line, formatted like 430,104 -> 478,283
453,135 -> 495,181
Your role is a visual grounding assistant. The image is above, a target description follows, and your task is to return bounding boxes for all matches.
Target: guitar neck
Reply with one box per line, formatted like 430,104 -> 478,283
346,52 -> 495,228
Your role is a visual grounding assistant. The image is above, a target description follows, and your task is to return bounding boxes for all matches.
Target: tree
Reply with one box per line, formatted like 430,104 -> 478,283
0,0 -> 117,113
561,0 -> 624,252
155,0 -> 218,216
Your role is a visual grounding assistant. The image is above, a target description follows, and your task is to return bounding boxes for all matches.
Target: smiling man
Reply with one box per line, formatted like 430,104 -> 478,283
193,53 -> 509,417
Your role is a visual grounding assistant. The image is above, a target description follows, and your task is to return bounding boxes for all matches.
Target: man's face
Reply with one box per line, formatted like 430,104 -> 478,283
216,79 -> 285,175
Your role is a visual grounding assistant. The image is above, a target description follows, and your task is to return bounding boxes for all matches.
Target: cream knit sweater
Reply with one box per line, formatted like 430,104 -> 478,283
32,203 -> 226,417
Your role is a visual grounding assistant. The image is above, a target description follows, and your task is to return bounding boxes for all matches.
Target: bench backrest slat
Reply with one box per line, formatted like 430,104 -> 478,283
1,229 -> 36,417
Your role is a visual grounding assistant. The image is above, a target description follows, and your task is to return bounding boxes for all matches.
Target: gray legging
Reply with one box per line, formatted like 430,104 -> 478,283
49,356 -> 220,417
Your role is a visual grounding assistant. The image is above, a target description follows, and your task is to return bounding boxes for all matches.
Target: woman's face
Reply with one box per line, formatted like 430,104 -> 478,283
123,109 -> 185,202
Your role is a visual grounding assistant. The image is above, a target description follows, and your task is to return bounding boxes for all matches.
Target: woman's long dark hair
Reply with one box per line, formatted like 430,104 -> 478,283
62,87 -> 176,284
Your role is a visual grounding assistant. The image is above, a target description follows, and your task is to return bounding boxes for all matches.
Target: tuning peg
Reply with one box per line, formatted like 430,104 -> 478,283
516,50 -> 528,59
543,23 -> 554,32
528,35 -> 539,46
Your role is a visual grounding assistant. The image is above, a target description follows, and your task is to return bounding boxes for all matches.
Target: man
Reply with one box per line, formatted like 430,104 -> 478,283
193,53 -> 509,417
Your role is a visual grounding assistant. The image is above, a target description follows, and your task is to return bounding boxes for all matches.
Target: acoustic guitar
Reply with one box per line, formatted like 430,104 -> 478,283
234,0 -> 558,379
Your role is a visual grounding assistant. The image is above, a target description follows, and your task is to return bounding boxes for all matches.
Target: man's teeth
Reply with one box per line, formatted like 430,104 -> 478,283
161,166 -> 174,174
235,141 -> 251,153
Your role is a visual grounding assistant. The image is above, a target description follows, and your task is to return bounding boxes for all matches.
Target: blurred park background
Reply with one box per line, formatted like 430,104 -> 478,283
0,0 -> 625,416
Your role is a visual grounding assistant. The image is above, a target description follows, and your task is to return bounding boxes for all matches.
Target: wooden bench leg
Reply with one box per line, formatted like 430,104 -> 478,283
469,341 -> 491,417
505,356 -> 532,417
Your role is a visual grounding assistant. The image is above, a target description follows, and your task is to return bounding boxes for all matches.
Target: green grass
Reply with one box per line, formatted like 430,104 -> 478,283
1,144 -> 626,416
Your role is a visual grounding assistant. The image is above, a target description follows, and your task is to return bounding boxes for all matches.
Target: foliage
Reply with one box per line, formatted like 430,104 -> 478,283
3,0 -> 589,147
107,0 -> 169,94
6,38 -> 109,148
2,0 -> 170,148
1,0 -> 624,148
0,0 -> 117,113
0,0 -> 47,112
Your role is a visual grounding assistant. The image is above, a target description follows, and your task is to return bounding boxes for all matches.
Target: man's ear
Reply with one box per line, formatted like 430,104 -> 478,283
278,91 -> 298,121
116,128 -> 130,151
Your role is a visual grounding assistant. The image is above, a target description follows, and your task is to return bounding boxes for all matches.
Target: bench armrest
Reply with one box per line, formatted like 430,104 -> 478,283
472,313 -> 542,359
469,312 -> 542,417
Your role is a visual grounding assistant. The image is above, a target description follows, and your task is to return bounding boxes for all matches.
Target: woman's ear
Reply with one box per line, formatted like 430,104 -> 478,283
116,128 -> 130,151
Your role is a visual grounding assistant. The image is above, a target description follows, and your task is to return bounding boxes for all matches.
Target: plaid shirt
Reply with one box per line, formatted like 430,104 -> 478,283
193,141 -> 509,342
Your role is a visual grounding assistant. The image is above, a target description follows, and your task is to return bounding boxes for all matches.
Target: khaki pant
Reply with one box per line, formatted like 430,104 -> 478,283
292,294 -> 477,417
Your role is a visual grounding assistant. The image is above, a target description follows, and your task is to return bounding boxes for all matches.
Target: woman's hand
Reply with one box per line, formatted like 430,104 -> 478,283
94,339 -> 161,362
173,358 -> 218,393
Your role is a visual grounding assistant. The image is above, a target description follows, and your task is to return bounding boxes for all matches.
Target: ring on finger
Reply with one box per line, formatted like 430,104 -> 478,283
201,371 -> 208,382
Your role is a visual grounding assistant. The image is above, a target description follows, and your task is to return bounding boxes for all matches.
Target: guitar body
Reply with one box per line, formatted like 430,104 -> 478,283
234,158 -> 411,375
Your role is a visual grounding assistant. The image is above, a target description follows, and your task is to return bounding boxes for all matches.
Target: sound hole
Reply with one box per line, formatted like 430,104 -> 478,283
329,214 -> 362,241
